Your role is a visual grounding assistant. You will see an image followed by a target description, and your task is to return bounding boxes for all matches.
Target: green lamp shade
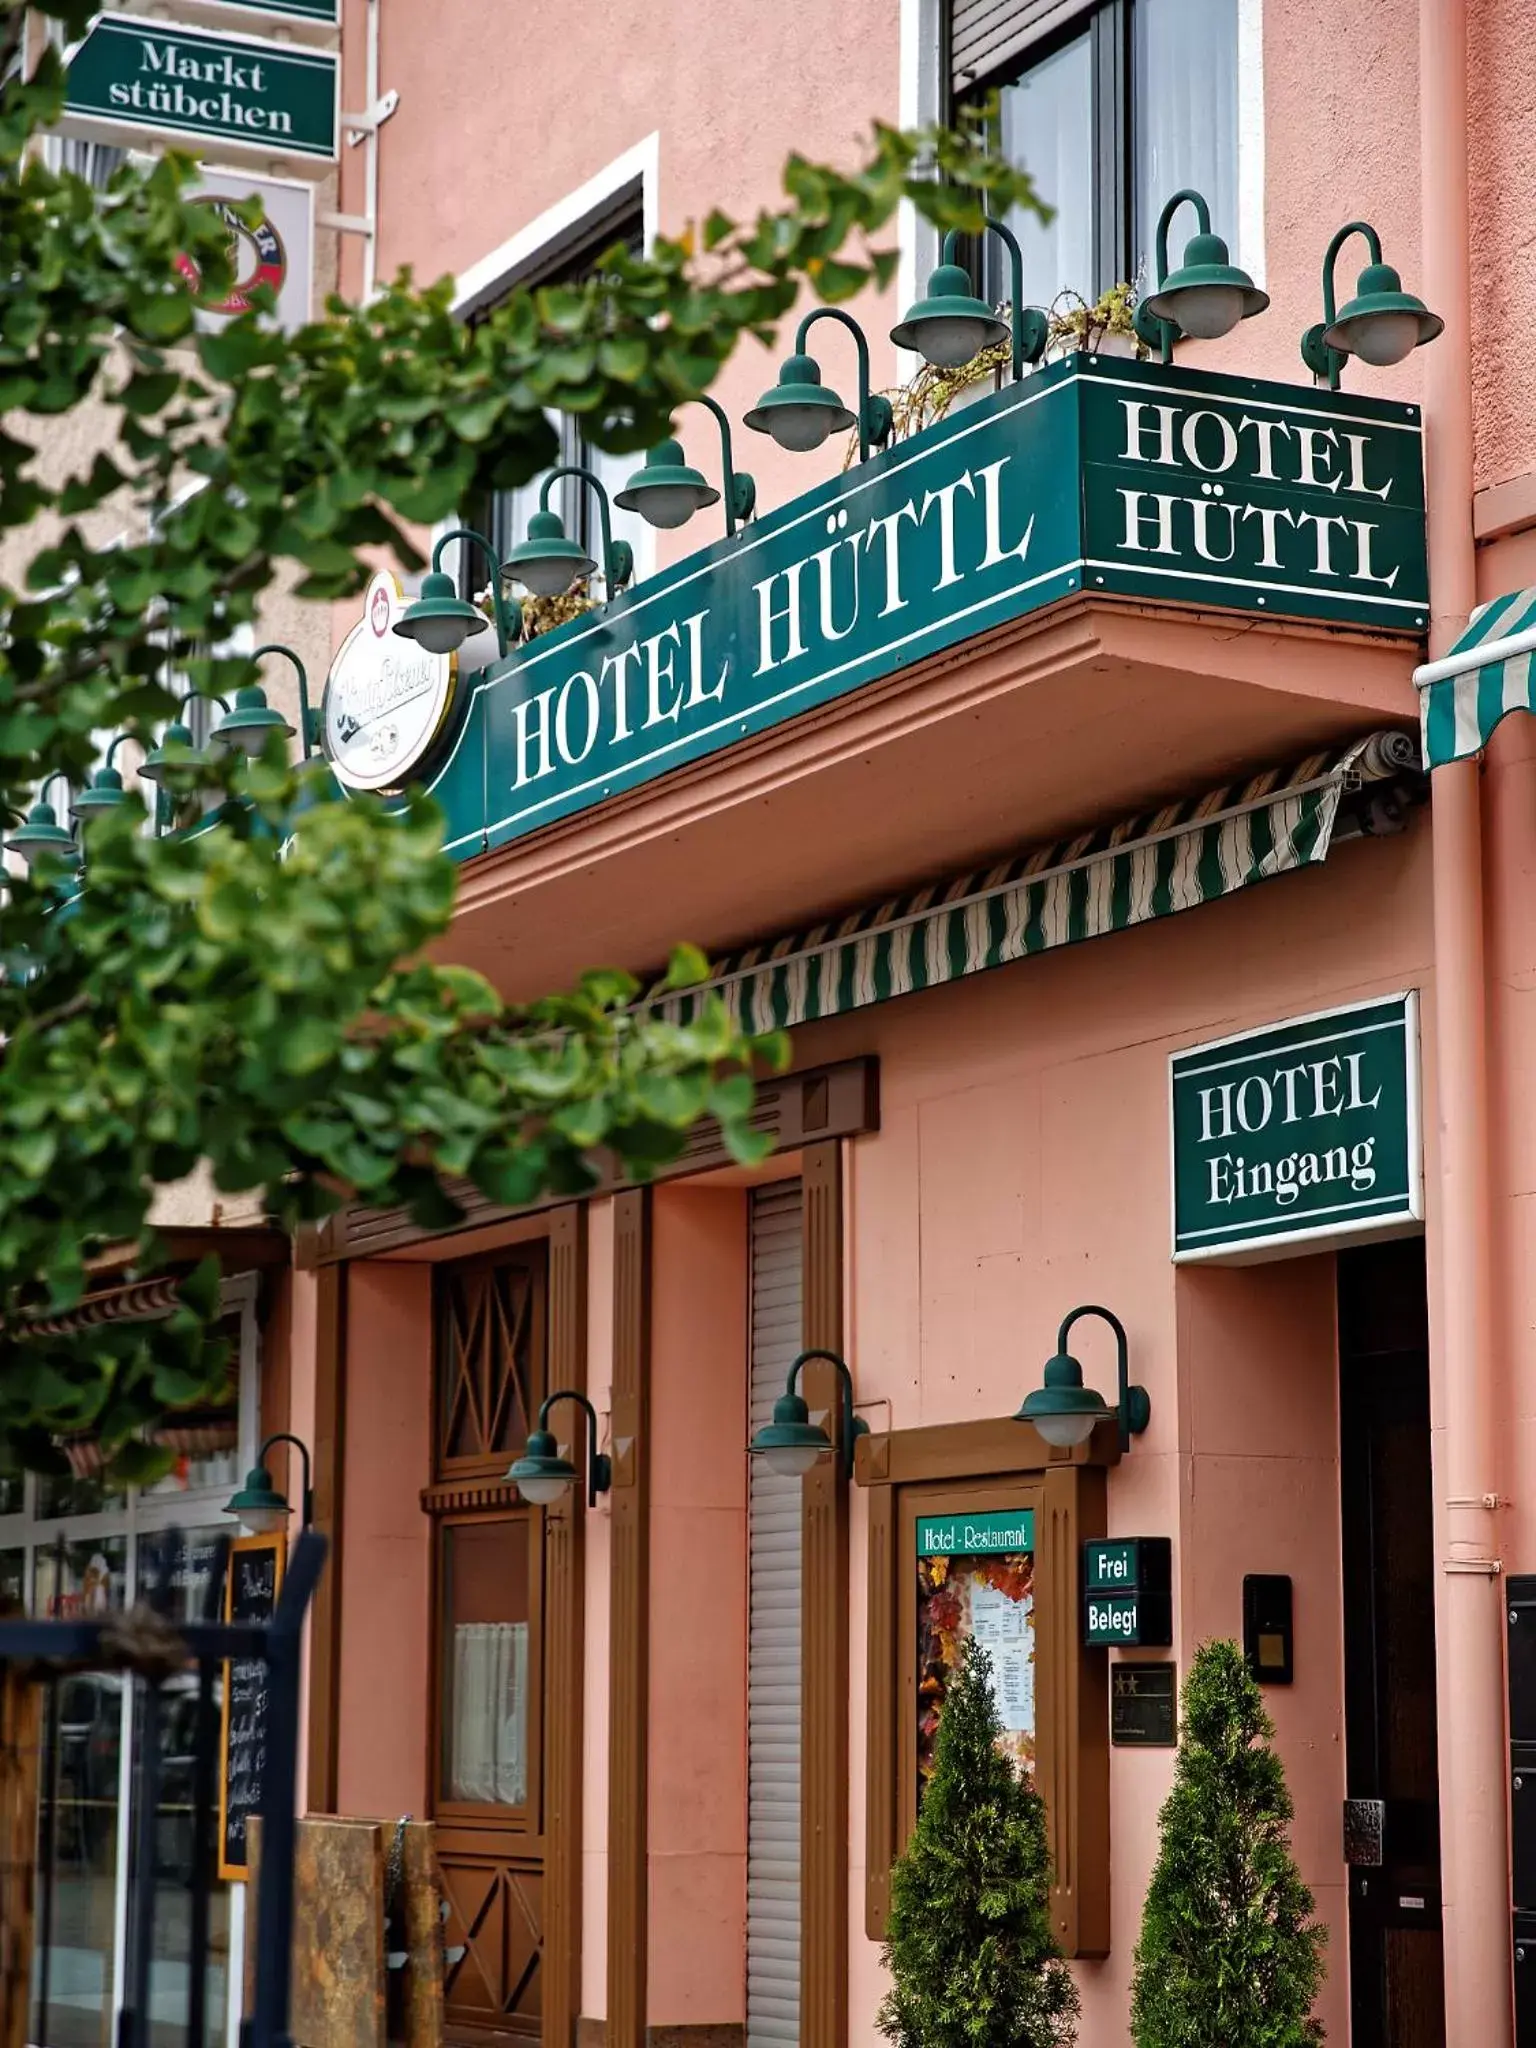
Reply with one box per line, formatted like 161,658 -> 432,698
394,570 -> 487,656
890,264 -> 1010,368
70,768 -> 129,819
1145,231 -> 1269,341
744,353 -> 857,453
507,1428 -> 580,1504
1324,261 -> 1443,368
1015,1351 -> 1109,1449
749,1391 -> 832,1477
5,800 -> 81,869
139,721 -> 207,785
225,1462 -> 291,1534
615,440 -> 721,530
508,511 -> 597,599
213,685 -> 296,758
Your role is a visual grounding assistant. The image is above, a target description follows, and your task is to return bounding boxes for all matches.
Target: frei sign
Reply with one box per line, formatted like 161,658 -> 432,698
1082,1537 -> 1173,1649
63,14 -> 339,167
323,572 -> 457,794
321,357 -> 1428,846
1170,992 -> 1422,1263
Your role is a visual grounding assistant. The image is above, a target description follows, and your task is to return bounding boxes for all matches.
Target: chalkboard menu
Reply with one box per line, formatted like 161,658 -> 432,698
218,1532 -> 286,1881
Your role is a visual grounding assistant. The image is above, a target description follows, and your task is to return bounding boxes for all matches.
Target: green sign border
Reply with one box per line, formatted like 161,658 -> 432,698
63,12 -> 339,162
917,1509 -> 1035,1558
1169,991 -> 1422,1265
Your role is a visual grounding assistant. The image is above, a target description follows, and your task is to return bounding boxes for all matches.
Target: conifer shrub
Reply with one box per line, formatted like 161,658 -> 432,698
878,1638 -> 1078,2048
1130,1639 -> 1326,2048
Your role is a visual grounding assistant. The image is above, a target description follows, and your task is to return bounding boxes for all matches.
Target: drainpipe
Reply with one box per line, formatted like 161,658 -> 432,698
1419,0 -> 1512,2041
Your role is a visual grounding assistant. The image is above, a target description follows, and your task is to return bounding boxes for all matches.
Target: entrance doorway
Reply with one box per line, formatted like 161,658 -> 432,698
1338,1239 -> 1445,2048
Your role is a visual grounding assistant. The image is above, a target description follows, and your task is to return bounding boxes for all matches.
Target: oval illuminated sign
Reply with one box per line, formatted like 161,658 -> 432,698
321,569 -> 456,792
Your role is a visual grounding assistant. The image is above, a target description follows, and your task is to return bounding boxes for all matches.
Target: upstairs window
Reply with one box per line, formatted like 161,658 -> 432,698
467,190 -> 648,598
948,0 -> 1241,310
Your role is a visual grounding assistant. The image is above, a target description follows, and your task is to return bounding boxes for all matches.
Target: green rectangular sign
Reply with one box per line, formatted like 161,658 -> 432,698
372,358 -> 1426,860
917,1509 -> 1035,1558
1170,992 -> 1422,1262
64,14 -> 338,161
188,0 -> 338,24
1083,1592 -> 1173,1648
1083,1537 -> 1171,1594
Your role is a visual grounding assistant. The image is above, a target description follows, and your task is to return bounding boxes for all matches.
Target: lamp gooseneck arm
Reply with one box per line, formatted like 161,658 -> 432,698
698,393 -> 752,536
429,524 -> 517,656
1154,188 -> 1213,292
795,307 -> 878,462
943,217 -> 1030,382
256,1431 -> 314,1530
1319,219 -> 1384,328
784,1347 -> 862,1478
539,468 -> 632,593
251,643 -> 314,759
1055,1305 -> 1139,1453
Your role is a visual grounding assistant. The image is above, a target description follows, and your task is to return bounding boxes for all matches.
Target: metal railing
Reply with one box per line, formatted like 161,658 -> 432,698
0,1525 -> 326,2048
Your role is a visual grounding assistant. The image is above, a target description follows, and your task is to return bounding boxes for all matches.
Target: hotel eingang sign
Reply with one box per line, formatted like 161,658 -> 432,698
321,357 -> 1428,853
1169,993 -> 1423,1264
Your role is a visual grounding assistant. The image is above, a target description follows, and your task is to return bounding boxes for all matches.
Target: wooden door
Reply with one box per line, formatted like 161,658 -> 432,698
429,1246 -> 549,2045
1339,1240 -> 1446,2048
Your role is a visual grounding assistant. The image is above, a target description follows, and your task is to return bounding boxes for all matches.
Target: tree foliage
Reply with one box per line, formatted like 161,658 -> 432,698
0,0 -> 1044,1473
878,1639 -> 1078,2048
1130,1640 -> 1326,2048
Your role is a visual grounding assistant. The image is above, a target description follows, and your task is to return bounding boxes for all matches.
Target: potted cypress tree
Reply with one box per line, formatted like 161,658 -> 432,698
878,1638 -> 1078,2048
1130,1639 -> 1326,2048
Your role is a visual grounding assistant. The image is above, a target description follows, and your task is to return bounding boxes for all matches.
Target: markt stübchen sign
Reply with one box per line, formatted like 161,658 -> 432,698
63,14 -> 338,166
324,356 -> 1428,850
1170,993 -> 1422,1263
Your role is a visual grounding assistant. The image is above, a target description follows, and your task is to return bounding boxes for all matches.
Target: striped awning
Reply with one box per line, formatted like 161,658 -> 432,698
652,732 -> 1418,1035
1417,586 -> 1536,768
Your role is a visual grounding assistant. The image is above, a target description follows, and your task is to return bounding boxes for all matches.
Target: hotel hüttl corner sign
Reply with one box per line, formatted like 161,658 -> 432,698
1169,993 -> 1422,1263
321,355 -> 1428,850
63,12 -> 339,167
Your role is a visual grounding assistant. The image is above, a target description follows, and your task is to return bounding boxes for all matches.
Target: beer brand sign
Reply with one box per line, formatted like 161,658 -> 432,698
323,571 -> 456,793
1169,993 -> 1422,1263
63,14 -> 339,165
332,358 -> 1427,859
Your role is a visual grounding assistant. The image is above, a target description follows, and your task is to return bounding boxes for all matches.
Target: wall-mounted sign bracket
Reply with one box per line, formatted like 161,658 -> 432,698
342,87 -> 397,143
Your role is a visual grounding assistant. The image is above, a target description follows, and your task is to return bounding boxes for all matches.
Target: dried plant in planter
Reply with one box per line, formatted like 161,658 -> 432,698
1044,281 -> 1146,358
476,583 -> 596,647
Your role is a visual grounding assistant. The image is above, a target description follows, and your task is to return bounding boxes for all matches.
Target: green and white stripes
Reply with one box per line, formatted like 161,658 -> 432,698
653,739 -> 1381,1035
1418,585 -> 1536,768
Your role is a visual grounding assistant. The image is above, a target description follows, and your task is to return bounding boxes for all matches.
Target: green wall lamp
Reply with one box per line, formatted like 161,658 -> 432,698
616,395 -> 757,537
5,777 -> 81,870
69,735 -> 136,821
139,694 -> 228,785
507,1390 -> 612,1507
1300,219 -> 1443,387
746,308 -> 894,463
211,643 -> 316,759
1015,1304 -> 1151,1455
891,217 -> 1048,381
1133,189 -> 1268,363
749,1347 -> 869,1480
507,469 -> 635,601
395,526 -> 521,659
225,1431 -> 313,1534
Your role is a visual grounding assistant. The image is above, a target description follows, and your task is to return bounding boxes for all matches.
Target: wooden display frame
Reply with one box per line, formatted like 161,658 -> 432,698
856,1417 -> 1114,1958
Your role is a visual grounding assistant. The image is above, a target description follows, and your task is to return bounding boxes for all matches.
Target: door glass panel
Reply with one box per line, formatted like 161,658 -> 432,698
440,1519 -> 531,1806
33,1538 -> 128,2048
129,1527 -> 232,2048
0,1548 -> 23,1607
994,32 -> 1095,309
1134,0 -> 1240,280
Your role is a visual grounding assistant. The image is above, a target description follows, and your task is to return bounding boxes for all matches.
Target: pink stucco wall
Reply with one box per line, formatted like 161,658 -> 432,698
646,1183 -> 751,2026
821,817 -> 1433,2041
335,1262 -> 433,1819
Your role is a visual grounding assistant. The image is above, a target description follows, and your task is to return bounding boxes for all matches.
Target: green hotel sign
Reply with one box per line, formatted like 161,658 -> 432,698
917,1510 -> 1035,1558
64,14 -> 338,162
334,357 -> 1427,856
1170,992 -> 1422,1263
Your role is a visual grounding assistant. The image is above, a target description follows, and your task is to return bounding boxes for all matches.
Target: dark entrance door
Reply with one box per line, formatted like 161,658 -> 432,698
1338,1239 -> 1446,2048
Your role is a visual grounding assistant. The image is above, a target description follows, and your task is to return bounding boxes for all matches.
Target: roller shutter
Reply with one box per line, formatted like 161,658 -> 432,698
950,0 -> 1091,91
747,1181 -> 803,2048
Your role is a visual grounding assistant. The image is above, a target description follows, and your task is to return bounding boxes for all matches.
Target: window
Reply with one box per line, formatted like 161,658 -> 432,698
950,0 -> 1241,308
466,193 -> 649,600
